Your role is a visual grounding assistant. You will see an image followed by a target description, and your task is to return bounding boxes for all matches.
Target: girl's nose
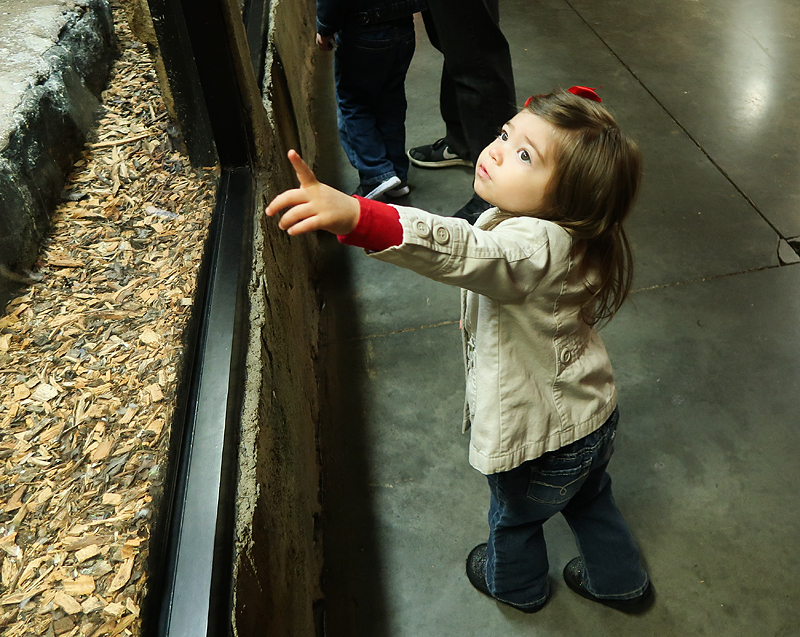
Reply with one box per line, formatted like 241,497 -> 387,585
489,146 -> 502,163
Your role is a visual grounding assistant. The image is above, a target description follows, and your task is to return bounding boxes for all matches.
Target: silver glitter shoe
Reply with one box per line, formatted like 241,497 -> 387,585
563,557 -> 655,614
466,544 -> 547,614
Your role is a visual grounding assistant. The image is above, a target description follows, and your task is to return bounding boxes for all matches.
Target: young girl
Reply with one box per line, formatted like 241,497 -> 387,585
266,88 -> 653,614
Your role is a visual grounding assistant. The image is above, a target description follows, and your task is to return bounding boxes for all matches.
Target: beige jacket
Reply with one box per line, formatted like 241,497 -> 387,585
370,205 -> 617,474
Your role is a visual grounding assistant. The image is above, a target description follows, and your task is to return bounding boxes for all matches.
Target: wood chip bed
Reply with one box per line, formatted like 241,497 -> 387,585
0,4 -> 218,635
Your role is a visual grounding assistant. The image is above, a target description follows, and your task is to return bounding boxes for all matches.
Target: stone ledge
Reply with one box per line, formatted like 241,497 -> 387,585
0,0 -> 115,307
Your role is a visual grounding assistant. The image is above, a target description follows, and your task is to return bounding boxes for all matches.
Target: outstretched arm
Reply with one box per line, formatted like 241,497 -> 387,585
265,150 -> 360,236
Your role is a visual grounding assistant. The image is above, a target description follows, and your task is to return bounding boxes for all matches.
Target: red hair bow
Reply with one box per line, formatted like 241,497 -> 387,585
524,86 -> 602,107
568,86 -> 602,102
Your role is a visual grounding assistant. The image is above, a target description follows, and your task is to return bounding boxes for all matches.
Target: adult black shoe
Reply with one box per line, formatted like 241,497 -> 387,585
408,138 -> 473,168
453,194 -> 493,224
466,544 -> 547,614
563,557 -> 655,614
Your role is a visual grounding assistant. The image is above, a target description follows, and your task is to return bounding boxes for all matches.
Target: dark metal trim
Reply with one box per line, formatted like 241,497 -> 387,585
145,0 -> 218,166
242,0 -> 271,87
178,0 -> 253,168
141,0 -> 266,635
156,167 -> 253,637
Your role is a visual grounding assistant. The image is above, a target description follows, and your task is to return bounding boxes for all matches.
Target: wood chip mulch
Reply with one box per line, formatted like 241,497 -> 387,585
0,5 -> 218,636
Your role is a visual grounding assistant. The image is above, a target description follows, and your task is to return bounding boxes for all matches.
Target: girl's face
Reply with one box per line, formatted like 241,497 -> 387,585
473,111 -> 557,215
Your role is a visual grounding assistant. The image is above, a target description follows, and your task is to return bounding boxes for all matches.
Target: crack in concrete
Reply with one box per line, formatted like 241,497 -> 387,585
324,260 -> 800,346
632,262 -> 795,294
562,0 -> 788,248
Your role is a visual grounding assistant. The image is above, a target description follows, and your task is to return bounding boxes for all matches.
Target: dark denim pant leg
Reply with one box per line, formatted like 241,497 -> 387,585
485,476 -> 551,610
485,409 -> 647,607
562,462 -> 649,599
374,55 -> 413,183
334,22 -> 415,186
421,0 -> 516,164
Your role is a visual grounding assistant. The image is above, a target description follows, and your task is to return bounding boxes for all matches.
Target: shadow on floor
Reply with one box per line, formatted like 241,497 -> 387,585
316,235 -> 391,637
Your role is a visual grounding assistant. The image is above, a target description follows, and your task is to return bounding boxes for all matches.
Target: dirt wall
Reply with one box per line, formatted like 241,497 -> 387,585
234,1 -> 327,636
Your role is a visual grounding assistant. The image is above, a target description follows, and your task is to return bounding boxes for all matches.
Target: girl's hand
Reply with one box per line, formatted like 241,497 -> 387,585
316,33 -> 335,51
265,150 -> 360,236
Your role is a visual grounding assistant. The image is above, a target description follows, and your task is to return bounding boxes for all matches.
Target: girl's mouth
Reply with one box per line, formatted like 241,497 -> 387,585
477,164 -> 490,179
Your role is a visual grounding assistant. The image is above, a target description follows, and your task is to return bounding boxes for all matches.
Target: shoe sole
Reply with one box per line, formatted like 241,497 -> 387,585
385,185 -> 410,197
407,150 -> 473,169
363,176 -> 402,200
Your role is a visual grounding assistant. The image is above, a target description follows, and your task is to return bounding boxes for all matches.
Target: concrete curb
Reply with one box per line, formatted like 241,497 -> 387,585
0,0 -> 115,303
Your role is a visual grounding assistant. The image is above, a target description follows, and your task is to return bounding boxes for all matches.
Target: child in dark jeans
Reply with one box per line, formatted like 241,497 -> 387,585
316,0 -> 427,199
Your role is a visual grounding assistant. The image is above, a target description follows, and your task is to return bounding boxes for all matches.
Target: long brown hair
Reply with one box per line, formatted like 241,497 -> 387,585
490,89 -> 642,325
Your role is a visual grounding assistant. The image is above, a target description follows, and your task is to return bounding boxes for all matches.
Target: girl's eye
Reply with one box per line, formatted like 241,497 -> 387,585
518,149 -> 531,164
499,130 -> 509,141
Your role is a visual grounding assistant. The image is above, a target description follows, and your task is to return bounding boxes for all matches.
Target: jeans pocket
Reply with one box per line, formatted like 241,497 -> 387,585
526,455 -> 591,505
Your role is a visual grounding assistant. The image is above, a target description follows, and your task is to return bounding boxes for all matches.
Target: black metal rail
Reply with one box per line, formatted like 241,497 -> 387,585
153,167 -> 253,636
139,0 -> 268,635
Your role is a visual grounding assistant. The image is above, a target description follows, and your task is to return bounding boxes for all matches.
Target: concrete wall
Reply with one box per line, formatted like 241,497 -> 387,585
265,0 -> 319,163
234,1 -> 327,635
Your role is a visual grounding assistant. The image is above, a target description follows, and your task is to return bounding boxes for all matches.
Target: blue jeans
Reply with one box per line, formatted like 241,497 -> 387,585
334,19 -> 415,186
485,409 -> 648,609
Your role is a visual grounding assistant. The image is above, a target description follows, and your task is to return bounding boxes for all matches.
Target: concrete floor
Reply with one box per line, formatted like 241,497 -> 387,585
316,0 -> 800,635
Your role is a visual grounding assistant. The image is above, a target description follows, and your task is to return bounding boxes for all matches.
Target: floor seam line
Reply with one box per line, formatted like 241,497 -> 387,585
561,0 -> 787,244
632,262 -> 795,293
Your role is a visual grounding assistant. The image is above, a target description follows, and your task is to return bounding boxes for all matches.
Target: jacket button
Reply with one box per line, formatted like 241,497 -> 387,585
433,225 -> 450,244
413,219 -> 431,238
560,349 -> 572,364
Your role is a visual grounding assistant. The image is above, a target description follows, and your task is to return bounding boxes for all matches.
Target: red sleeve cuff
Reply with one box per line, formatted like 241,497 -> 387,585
337,196 -> 403,251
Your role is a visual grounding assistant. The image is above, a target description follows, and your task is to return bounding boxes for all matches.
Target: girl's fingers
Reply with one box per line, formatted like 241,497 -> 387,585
285,215 -> 325,236
287,150 -> 318,187
266,188 -> 308,216
265,152 -> 320,219
267,152 -> 348,236
276,201 -> 318,232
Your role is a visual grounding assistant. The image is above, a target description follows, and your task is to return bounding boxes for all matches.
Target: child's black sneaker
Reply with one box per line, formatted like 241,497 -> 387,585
354,175 -> 402,200
408,138 -> 473,168
466,544 -> 547,614
563,558 -> 655,614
